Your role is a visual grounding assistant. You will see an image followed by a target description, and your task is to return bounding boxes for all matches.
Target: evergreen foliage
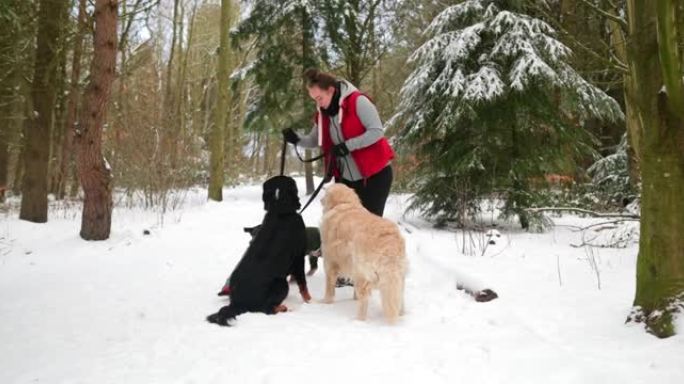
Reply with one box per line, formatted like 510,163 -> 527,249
391,0 -> 623,228
587,134 -> 638,208
232,0 -> 319,133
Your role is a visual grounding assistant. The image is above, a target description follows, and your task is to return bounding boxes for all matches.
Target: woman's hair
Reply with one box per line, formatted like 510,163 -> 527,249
303,68 -> 337,89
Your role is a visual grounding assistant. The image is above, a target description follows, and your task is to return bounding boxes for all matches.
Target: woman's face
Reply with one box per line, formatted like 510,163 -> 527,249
308,85 -> 336,109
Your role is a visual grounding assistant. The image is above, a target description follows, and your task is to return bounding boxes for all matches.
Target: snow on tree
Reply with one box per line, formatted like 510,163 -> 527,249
587,134 -> 637,208
391,0 -> 624,229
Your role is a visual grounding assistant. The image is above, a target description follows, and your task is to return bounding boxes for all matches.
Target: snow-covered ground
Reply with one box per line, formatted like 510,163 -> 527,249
1,179 -> 682,384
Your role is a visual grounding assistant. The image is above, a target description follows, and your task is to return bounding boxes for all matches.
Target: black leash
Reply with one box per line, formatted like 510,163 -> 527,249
279,138 -> 333,214
298,154 -> 334,214
294,144 -> 325,163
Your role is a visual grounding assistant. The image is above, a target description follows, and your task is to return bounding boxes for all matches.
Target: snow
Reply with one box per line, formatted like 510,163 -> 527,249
1,179 -> 683,384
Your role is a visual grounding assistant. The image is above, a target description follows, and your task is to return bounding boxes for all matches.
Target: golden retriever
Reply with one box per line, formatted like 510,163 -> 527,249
320,184 -> 407,324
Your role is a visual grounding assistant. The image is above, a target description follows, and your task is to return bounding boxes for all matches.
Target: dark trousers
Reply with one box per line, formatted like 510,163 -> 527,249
338,165 -> 393,217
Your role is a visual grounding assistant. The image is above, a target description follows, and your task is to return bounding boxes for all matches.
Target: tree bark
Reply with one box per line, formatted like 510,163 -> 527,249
606,4 -> 642,188
208,0 -> 233,201
75,0 -> 118,240
162,0 -> 181,170
49,26 -> 69,196
0,92 -> 9,201
301,7 -> 315,194
20,0 -> 69,222
56,0 -> 87,200
628,0 -> 684,338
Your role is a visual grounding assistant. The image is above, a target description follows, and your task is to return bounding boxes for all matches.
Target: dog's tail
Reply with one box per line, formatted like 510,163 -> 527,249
379,269 -> 405,324
206,304 -> 247,327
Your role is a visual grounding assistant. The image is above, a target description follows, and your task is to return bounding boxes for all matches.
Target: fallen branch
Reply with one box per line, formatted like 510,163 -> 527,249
526,207 -> 640,220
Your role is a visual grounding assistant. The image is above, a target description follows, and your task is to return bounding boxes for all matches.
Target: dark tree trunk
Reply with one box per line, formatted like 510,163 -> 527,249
56,0 -> 87,200
20,0 -> 69,222
0,105 -> 8,200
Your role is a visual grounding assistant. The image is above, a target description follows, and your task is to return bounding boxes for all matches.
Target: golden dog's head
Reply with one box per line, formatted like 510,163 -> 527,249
322,183 -> 362,213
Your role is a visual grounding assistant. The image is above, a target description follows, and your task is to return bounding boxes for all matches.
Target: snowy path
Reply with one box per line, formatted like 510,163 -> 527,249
1,181 -> 682,383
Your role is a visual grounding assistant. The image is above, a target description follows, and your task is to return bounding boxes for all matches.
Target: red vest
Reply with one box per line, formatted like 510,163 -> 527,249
317,91 -> 394,179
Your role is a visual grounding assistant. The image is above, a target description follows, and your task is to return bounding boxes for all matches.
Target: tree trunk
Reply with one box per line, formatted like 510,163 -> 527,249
164,0 -> 180,170
49,7 -> 70,196
0,96 -> 9,201
20,0 -> 69,222
56,0 -> 87,200
223,2 -> 239,184
75,0 -> 118,240
628,0 -> 684,338
262,133 -> 271,175
344,0 -> 361,85
12,98 -> 32,196
301,7 -> 315,194
175,0 -> 197,170
57,0 -> 87,199
208,0 -> 233,201
607,6 -> 642,188
0,2 -> 15,201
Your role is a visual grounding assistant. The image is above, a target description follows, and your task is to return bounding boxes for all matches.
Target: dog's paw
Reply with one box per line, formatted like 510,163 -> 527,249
273,304 -> 288,313
206,313 -> 231,326
300,289 -> 312,303
321,297 -> 334,304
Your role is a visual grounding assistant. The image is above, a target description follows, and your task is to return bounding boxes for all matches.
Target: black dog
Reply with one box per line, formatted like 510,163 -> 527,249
241,226 -> 321,277
206,176 -> 311,326
216,224 -> 322,296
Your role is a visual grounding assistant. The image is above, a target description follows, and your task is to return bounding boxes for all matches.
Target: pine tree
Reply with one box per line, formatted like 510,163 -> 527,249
233,0 -> 318,137
392,0 -> 623,228
319,0 -> 395,85
587,134 -> 636,208
234,1 -> 393,182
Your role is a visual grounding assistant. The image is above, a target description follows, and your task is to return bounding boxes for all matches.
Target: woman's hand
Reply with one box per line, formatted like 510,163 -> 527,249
282,128 -> 300,144
331,142 -> 349,157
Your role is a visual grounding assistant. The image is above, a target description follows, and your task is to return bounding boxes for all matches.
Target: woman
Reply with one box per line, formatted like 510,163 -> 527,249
283,68 -> 395,217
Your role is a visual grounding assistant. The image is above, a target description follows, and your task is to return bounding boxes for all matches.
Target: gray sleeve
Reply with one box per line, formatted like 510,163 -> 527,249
345,96 -> 384,151
296,124 -> 319,148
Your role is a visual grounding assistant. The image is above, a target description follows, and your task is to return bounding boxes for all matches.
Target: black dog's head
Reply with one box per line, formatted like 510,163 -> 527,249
262,176 -> 301,213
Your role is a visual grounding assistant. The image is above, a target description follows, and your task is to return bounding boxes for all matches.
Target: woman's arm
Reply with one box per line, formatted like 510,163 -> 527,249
296,124 -> 319,148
